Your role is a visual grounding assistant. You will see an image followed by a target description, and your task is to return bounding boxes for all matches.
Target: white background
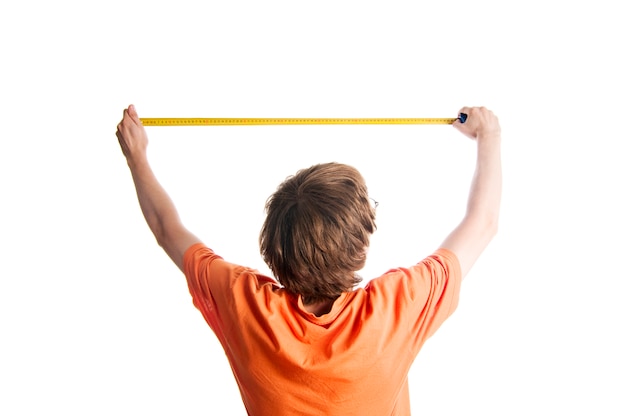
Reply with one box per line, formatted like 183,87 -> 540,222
1,1 -> 624,414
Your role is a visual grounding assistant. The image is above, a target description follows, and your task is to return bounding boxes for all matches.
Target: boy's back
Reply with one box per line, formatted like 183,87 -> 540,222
184,244 -> 460,415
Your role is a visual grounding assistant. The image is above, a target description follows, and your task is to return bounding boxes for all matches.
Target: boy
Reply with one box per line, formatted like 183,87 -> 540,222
116,105 -> 501,415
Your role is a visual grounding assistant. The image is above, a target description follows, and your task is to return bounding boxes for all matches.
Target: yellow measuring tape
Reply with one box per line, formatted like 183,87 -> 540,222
139,118 -> 458,126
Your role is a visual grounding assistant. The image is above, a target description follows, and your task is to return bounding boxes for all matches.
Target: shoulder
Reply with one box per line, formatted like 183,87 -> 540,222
422,248 -> 462,280
183,243 -> 278,290
367,249 -> 461,301
183,242 -> 223,277
184,242 -> 221,262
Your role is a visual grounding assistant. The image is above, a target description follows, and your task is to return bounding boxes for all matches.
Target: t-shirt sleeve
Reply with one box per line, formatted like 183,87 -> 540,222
370,248 -> 462,354
410,248 -> 462,341
183,243 -> 225,333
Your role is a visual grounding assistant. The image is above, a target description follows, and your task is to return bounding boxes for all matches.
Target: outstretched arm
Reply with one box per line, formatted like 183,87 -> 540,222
440,106 -> 502,279
116,104 -> 201,271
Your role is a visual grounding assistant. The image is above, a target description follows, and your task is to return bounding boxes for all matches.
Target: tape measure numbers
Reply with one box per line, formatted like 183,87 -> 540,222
139,118 -> 459,126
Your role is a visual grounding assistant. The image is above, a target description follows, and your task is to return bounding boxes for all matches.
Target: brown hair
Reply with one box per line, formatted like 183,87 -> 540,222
259,162 -> 376,304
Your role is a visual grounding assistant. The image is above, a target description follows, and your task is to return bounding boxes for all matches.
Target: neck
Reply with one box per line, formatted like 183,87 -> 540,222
303,298 -> 335,316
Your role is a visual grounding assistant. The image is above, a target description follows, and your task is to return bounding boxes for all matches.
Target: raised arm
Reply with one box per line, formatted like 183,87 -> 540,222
116,104 -> 201,271
439,106 -> 502,279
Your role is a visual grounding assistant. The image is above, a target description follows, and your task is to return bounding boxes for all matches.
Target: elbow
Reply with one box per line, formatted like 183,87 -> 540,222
466,211 -> 498,242
155,233 -> 167,249
489,223 -> 498,243
485,214 -> 499,241
153,222 -> 174,249
148,219 -> 168,248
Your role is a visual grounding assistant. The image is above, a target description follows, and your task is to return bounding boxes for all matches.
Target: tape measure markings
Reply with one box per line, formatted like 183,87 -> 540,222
139,118 -> 458,126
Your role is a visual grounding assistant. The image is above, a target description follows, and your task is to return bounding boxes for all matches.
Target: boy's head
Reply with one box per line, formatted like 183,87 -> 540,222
259,162 -> 377,305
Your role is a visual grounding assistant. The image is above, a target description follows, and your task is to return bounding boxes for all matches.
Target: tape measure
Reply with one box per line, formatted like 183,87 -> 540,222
139,117 -> 461,126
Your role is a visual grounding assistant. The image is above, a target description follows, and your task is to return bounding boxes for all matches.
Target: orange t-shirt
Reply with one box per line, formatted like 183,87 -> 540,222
184,243 -> 461,416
